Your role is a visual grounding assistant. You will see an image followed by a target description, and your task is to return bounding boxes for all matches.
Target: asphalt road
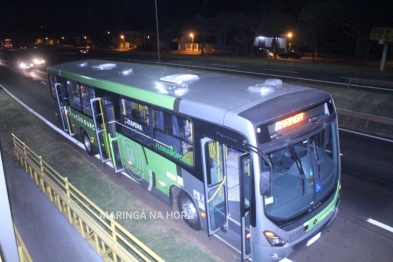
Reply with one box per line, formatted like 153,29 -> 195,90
1,48 -> 393,261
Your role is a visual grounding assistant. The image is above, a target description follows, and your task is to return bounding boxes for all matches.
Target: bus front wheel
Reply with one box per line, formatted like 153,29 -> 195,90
177,191 -> 201,231
82,131 -> 94,156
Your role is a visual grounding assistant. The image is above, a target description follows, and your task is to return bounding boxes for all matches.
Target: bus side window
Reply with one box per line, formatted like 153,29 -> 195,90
120,98 -> 150,145
67,81 -> 81,110
81,85 -> 95,116
153,109 -> 194,166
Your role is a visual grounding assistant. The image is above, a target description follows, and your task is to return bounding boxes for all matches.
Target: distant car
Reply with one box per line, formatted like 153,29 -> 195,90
255,48 -> 273,58
18,57 -> 45,70
79,49 -> 89,54
32,57 -> 45,67
19,60 -> 34,70
278,52 -> 302,59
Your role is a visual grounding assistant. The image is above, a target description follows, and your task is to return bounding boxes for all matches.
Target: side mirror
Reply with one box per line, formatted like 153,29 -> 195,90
260,171 -> 271,195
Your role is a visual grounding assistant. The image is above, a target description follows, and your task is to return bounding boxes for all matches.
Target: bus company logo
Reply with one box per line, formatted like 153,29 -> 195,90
99,210 -> 193,220
154,142 -> 191,165
215,131 -> 238,143
124,117 -> 142,131
69,112 -> 95,130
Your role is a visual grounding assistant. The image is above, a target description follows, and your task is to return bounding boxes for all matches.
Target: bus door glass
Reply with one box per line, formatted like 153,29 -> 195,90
102,101 -> 124,173
54,83 -> 69,132
239,153 -> 252,260
90,98 -> 123,172
201,138 -> 228,235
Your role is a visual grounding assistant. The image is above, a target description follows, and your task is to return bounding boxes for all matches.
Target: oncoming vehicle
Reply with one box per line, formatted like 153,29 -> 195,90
32,57 -> 45,67
19,60 -> 34,70
19,57 -> 45,70
47,60 -> 341,261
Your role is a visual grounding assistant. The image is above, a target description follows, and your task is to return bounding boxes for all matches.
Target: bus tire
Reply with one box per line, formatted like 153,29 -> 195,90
177,190 -> 201,231
82,130 -> 95,156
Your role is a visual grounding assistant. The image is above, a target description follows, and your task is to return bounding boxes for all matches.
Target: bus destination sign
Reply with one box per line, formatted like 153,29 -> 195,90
274,112 -> 304,132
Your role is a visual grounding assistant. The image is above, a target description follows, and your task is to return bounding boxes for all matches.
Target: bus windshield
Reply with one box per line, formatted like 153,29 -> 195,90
264,121 -> 339,221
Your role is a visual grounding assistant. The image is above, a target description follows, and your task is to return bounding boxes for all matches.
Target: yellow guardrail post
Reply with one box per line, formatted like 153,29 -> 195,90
14,224 -> 33,262
11,134 -> 165,262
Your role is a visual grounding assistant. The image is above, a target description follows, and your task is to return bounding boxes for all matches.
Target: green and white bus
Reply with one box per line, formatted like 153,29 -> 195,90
48,59 -> 341,261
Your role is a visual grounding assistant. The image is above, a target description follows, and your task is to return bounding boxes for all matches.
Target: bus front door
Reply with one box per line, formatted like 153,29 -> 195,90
239,153 -> 252,261
201,138 -> 228,235
201,137 -> 251,260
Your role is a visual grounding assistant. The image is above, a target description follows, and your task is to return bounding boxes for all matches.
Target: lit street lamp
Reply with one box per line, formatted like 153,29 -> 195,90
120,35 -> 124,51
190,33 -> 194,51
287,32 -> 293,52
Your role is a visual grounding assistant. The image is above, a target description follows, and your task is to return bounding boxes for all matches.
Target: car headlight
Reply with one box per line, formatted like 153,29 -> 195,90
20,63 -> 26,68
33,59 -> 44,64
263,231 -> 286,246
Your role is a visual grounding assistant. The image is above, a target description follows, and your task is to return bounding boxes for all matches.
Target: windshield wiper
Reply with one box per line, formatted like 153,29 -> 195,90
288,143 -> 305,179
311,141 -> 324,180
288,142 -> 306,195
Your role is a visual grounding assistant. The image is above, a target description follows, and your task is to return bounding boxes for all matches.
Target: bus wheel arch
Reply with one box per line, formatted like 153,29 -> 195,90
177,189 -> 201,231
81,129 -> 95,156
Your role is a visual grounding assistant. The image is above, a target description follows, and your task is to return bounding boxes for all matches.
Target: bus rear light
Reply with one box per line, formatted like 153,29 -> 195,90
263,231 -> 286,246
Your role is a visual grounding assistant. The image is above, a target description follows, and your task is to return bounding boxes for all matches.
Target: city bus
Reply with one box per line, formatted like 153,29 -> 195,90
47,59 -> 341,261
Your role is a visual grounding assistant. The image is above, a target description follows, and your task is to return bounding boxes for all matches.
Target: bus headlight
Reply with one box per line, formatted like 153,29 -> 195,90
263,231 -> 286,246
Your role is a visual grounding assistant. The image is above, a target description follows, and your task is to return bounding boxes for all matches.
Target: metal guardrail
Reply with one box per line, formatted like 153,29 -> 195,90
12,134 -> 164,262
14,224 -> 33,262
348,77 -> 393,89
337,108 -> 393,129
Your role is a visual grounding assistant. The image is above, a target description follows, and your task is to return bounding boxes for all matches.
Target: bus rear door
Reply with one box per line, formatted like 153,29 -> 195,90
90,98 -> 124,173
54,83 -> 72,134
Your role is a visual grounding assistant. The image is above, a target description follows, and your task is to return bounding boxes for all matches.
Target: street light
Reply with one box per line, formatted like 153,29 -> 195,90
287,32 -> 293,52
120,35 -> 124,51
190,33 -> 194,51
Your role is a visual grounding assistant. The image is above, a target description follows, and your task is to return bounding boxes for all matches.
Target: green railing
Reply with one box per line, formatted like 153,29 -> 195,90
12,134 -> 164,262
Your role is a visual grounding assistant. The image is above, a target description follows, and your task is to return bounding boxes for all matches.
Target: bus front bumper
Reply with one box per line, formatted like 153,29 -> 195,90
253,204 -> 339,262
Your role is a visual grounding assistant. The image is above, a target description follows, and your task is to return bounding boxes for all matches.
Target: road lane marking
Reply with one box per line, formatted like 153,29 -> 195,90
211,63 -> 238,67
367,218 -> 393,233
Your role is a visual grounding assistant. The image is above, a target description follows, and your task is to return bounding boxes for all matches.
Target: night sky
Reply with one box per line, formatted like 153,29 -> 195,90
1,0 -> 392,57
1,0 -> 262,40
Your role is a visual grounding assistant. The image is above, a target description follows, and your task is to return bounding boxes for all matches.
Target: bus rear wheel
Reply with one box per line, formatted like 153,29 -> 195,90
177,191 -> 201,231
82,131 -> 94,156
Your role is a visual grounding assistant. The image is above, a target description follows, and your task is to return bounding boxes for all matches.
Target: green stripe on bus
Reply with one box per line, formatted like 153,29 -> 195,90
306,183 -> 339,232
61,71 -> 177,110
